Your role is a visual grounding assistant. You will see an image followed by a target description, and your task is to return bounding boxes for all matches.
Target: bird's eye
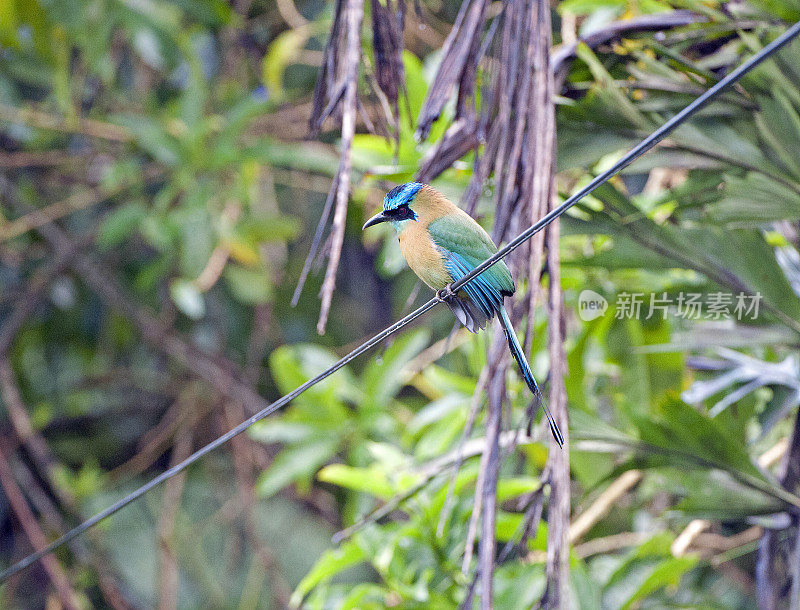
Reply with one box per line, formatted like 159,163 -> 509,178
398,206 -> 412,219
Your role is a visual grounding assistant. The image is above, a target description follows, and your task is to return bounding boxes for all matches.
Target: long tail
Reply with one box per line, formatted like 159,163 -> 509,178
498,305 -> 564,448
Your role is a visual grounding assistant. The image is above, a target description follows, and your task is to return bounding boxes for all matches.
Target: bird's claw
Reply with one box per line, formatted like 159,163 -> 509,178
435,285 -> 456,302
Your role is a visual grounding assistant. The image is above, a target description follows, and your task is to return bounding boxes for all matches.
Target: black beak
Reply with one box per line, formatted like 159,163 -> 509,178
362,211 -> 391,230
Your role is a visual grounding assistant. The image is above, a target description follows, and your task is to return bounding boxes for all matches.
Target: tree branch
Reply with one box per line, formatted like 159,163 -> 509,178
315,0 -> 363,334
551,10 -> 706,79
478,330 -> 507,608
540,1 -> 570,603
756,409 -> 800,609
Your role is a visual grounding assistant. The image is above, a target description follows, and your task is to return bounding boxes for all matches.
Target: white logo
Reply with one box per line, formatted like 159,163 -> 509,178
578,290 -> 608,321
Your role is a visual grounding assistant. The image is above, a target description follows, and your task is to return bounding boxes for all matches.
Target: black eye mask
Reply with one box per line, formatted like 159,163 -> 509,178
389,205 -> 416,220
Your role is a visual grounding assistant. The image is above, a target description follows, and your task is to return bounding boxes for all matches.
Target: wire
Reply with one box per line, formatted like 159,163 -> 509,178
3,19 -> 800,583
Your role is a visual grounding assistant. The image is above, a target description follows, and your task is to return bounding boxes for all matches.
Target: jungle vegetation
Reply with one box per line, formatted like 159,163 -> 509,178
2,0 -> 800,608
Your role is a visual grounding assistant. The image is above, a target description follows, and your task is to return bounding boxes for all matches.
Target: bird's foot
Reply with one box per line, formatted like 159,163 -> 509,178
435,285 -> 456,302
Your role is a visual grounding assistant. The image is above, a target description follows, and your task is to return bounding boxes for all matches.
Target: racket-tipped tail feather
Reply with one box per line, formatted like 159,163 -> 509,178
498,306 -> 564,448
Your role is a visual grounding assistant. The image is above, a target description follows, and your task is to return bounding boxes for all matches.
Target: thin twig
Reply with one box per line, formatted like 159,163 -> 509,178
0,360 -> 71,498
0,150 -> 80,168
523,0 -> 555,351
1,181 -> 126,242
291,172 -> 339,306
696,527 -> 763,556
0,445 -> 82,610
331,426 -> 544,546
275,0 -> 307,28
499,481 -> 547,563
791,523 -> 800,610
462,334 -> 505,574
570,470 -> 643,544
110,385 -> 208,480
316,0 -> 363,334
0,103 -> 132,141
6,457 -> 133,609
333,473 -> 439,544
574,532 -> 650,558
0,250 -> 76,355
542,245 -> 569,610
543,78 -> 569,610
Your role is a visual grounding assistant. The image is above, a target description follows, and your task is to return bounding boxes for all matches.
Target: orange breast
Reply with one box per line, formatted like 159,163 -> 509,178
398,222 -> 452,290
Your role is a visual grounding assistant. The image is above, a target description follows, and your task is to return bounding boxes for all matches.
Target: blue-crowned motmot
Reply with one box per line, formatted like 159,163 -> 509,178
363,182 -> 564,447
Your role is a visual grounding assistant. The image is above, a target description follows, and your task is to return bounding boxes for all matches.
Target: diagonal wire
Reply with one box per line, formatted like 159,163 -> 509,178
3,19 -> 800,583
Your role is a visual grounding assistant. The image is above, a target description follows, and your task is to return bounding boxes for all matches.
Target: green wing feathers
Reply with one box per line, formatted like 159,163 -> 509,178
427,213 -> 515,332
427,213 -> 515,295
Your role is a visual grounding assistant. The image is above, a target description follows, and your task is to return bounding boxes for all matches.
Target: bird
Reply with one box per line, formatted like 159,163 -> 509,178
363,182 -> 564,447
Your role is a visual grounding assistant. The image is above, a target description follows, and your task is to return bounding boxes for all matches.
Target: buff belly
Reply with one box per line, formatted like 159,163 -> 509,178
398,224 -> 452,290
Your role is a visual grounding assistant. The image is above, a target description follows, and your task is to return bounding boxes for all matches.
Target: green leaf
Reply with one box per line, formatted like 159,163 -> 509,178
291,540 -> 366,608
407,394 -> 469,435
747,0 -> 800,23
621,555 -> 699,609
224,264 -> 271,304
245,139 -> 339,175
709,173 -> 800,225
639,398 -> 764,478
558,0 -> 626,16
139,213 -> 177,251
496,477 -> 541,502
339,583 -> 391,609
576,398 -> 800,508
675,470 -> 784,519
575,43 -> 651,131
604,532 -> 675,591
114,114 -> 181,165
249,421 -> 315,444
0,0 -> 20,49
268,344 -> 358,405
97,201 -> 147,248
174,203 -> 214,277
256,439 -> 339,498
237,215 -> 300,242
755,91 -> 800,179
177,33 -> 210,128
352,134 -> 402,170
263,27 -> 312,101
361,329 -> 430,412
317,464 -> 396,500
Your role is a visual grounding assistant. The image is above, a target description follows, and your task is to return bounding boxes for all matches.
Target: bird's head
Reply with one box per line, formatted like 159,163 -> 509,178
362,182 -> 425,232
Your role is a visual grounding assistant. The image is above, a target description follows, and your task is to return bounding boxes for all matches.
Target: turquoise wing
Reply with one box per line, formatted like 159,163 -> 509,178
427,214 -> 515,318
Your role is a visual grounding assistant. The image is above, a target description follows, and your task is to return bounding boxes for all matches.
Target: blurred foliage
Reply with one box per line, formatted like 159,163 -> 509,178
3,0 -> 800,608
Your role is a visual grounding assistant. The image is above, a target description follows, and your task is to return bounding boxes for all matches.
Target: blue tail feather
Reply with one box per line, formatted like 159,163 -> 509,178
498,305 -> 564,448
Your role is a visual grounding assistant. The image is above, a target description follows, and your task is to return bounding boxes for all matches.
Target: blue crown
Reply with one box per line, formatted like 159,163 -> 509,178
383,182 -> 424,211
